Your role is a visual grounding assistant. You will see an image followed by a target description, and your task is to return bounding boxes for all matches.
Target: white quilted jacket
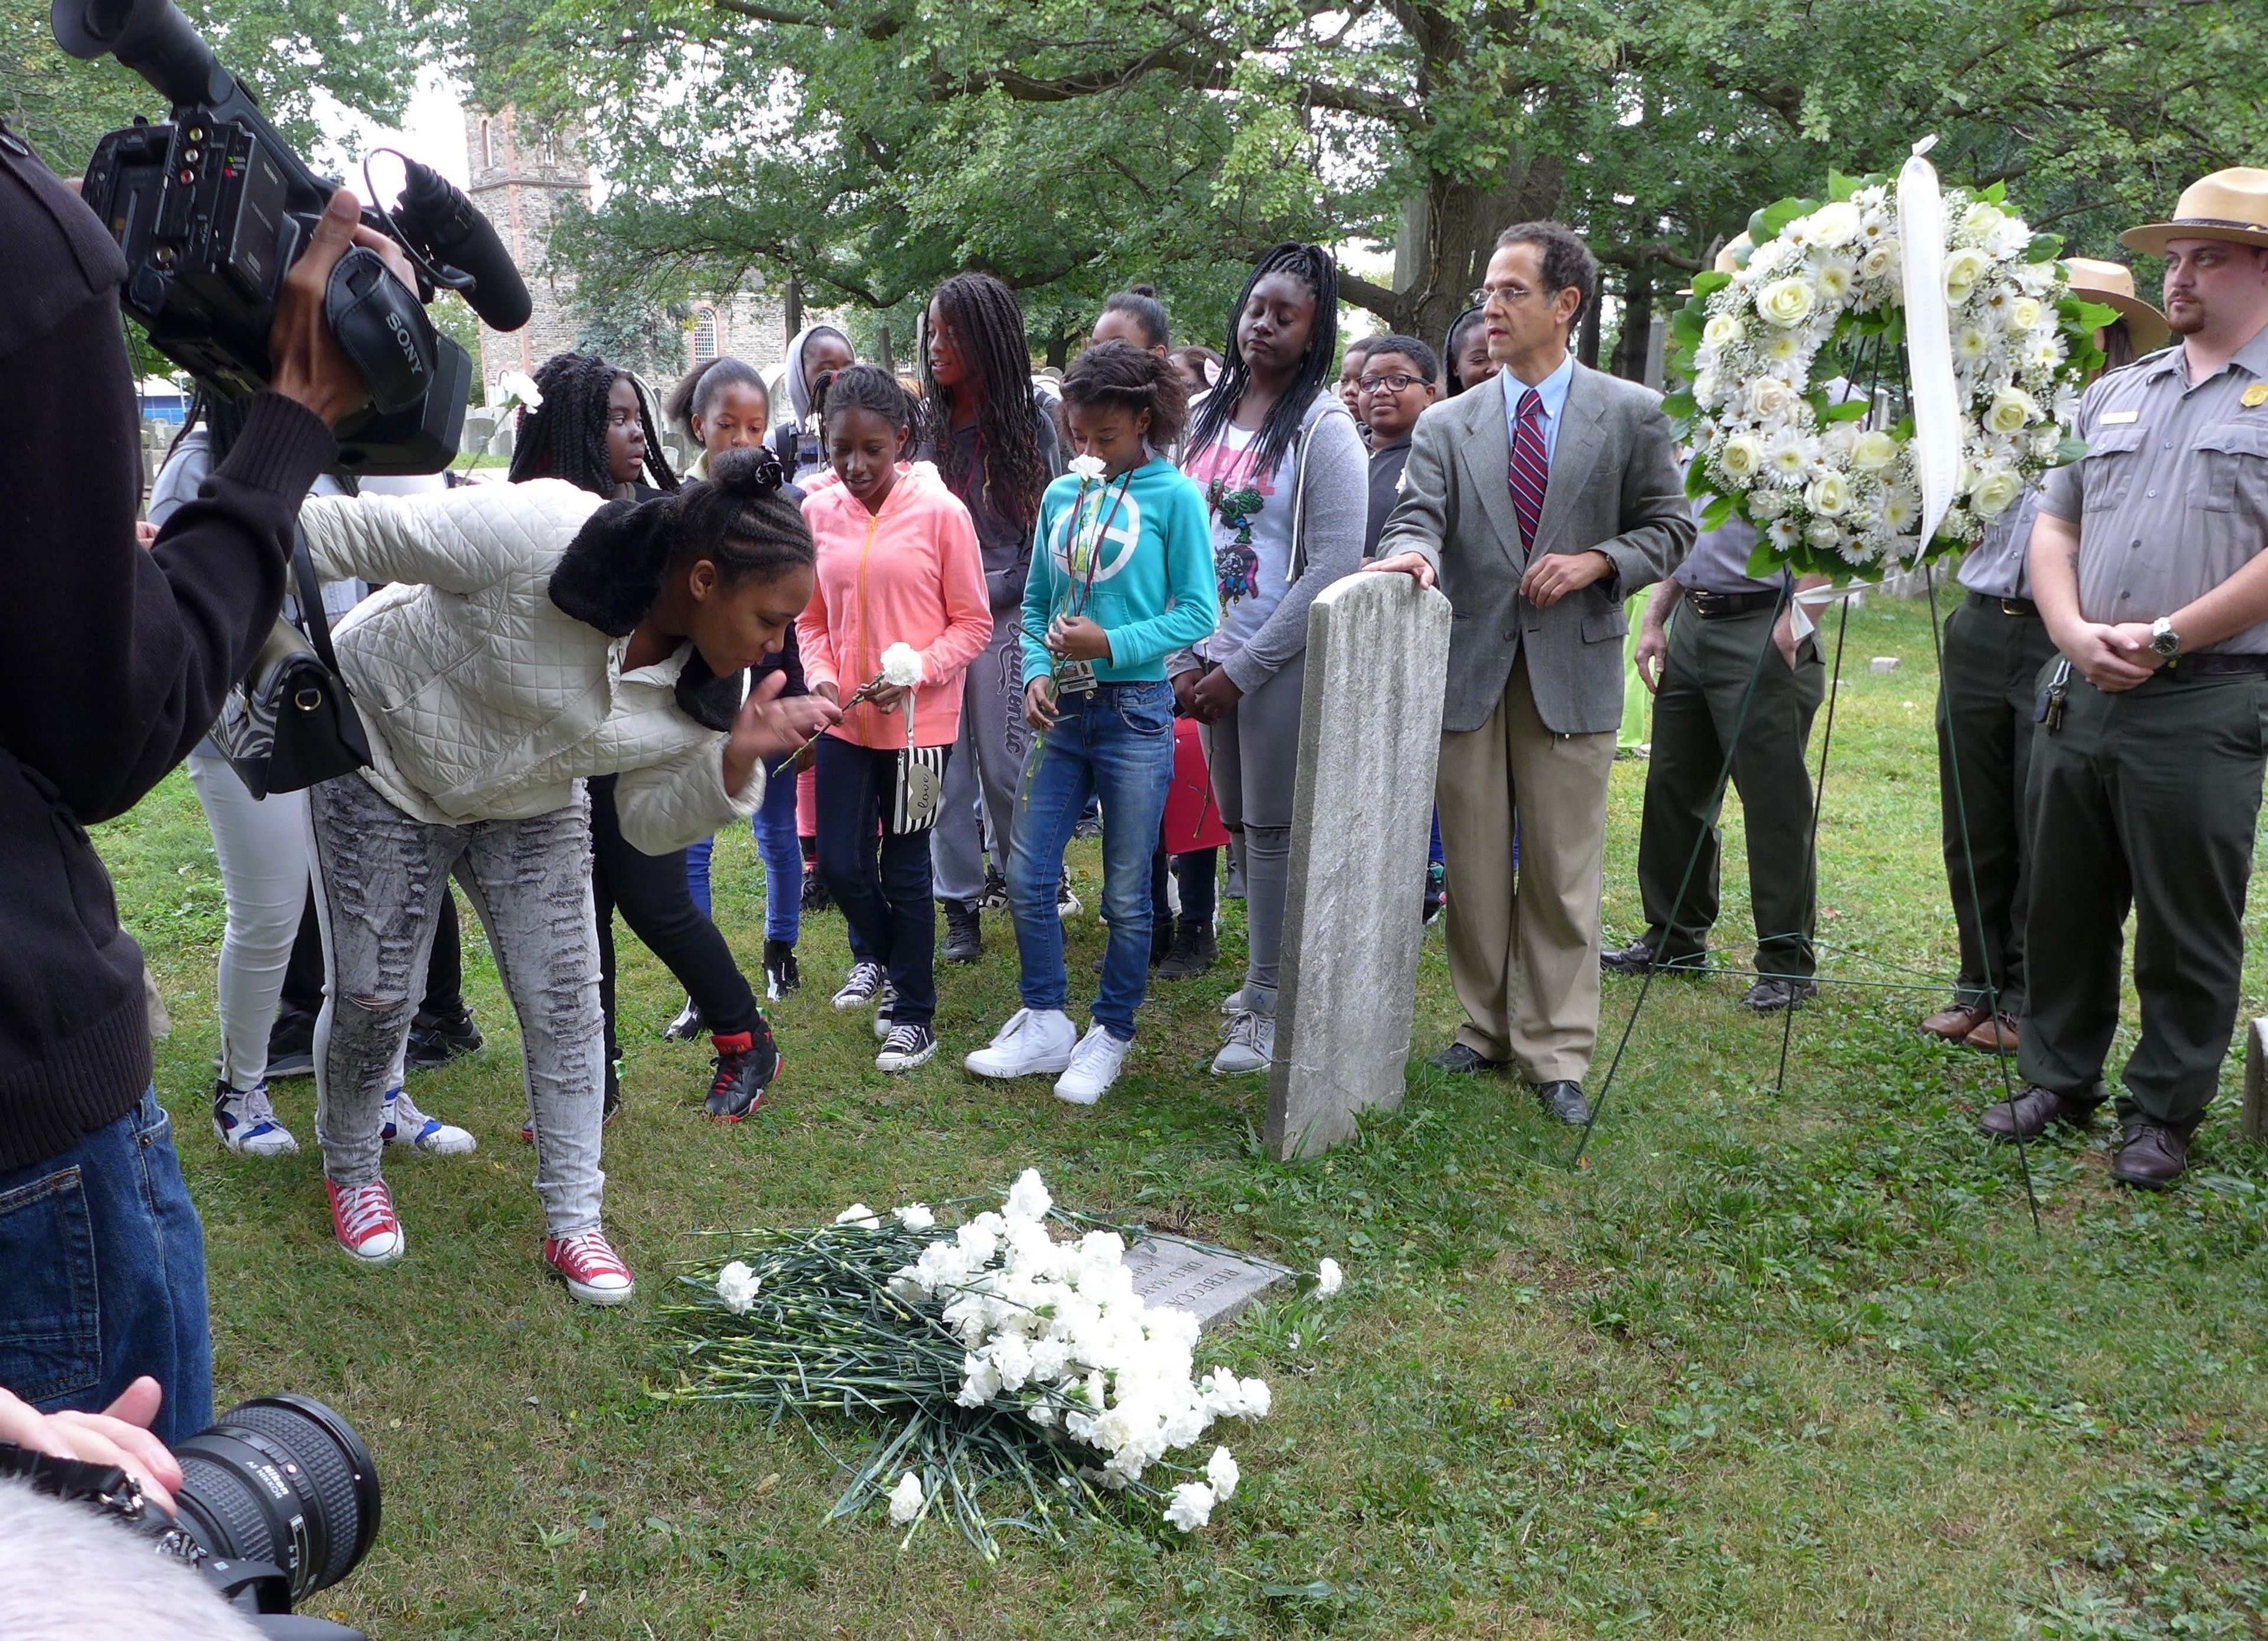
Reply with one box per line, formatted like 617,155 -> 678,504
298,478 -> 763,853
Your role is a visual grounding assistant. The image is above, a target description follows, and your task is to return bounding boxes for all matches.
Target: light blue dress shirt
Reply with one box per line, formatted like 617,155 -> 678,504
1500,349 -> 1576,468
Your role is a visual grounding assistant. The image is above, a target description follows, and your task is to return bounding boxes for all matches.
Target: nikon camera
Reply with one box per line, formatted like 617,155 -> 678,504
53,0 -> 532,472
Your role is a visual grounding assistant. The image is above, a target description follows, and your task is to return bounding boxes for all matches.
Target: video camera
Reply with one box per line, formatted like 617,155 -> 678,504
52,0 -> 532,473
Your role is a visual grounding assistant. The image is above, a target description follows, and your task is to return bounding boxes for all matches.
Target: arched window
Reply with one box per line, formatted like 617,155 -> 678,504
539,128 -> 555,165
479,118 -> 492,170
690,307 -> 719,362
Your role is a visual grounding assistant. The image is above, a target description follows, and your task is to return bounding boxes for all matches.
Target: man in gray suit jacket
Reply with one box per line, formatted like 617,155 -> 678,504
1370,222 -> 1692,1123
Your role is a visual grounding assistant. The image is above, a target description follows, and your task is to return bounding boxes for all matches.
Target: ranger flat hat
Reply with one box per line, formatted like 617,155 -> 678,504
2120,168 -> 2268,256
2064,256 -> 2171,353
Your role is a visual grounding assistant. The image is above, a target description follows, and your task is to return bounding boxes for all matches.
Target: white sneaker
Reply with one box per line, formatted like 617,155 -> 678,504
1211,1010 -> 1275,1075
1220,985 -> 1253,1018
964,1008 -> 1079,1079
213,1081 -> 298,1156
1054,1025 -> 1130,1105
383,1088 -> 477,1155
1057,872 -> 1082,919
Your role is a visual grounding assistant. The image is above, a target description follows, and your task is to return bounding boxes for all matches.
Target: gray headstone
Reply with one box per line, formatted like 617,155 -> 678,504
2245,1018 -> 2267,1142
1123,1235 -> 1291,1330
1268,571 -> 1454,1159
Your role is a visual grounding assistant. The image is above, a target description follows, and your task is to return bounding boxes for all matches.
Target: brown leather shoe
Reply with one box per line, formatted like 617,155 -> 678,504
2109,1122 -> 2189,1189
1963,1012 -> 2020,1053
1921,1002 -> 1992,1041
1977,1083 -> 2098,1142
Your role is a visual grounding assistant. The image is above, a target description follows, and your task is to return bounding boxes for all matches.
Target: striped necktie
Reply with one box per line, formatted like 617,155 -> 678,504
1507,386 -> 1549,549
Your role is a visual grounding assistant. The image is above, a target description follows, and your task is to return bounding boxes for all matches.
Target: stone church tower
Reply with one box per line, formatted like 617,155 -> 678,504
461,105 -> 797,395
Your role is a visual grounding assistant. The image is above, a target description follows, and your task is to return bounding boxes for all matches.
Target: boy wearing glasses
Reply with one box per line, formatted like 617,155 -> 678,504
1358,335 -> 1441,557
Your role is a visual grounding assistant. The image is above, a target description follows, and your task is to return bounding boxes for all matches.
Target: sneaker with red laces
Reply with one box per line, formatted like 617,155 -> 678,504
327,1177 -> 405,1266
543,1228 -> 636,1305
704,1026 -> 781,1122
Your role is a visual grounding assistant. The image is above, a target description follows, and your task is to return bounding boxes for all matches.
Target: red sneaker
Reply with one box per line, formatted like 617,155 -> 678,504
543,1228 -> 636,1305
327,1177 -> 405,1265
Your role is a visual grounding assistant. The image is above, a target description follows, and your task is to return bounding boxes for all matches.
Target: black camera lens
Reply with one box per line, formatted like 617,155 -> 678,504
170,1394 -> 381,1603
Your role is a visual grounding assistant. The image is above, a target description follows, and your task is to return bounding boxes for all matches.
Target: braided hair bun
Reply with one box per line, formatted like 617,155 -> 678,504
708,445 -> 787,498
670,445 -> 812,587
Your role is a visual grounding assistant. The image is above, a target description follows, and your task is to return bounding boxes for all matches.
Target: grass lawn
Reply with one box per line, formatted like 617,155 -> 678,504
99,595 -> 2268,1639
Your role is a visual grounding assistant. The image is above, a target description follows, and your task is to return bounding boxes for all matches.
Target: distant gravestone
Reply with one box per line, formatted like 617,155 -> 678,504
1268,571 -> 1454,1160
1123,1235 -> 1291,1329
2244,1018 -> 2267,1142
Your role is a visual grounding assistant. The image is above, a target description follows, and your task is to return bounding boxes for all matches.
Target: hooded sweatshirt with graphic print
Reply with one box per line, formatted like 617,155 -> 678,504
1021,455 -> 1218,686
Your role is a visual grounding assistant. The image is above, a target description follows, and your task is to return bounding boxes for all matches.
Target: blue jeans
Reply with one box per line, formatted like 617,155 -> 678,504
686,757 -> 803,945
0,1089 -> 211,1445
1010,681 -> 1176,1041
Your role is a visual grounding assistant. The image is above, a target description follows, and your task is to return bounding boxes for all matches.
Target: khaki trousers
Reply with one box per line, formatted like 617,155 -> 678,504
1436,654 -> 1618,1082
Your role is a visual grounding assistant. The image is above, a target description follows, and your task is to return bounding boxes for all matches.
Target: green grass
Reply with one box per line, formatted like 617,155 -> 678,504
98,597 -> 2268,1639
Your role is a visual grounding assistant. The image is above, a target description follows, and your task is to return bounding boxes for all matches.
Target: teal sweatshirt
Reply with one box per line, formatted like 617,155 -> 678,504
1022,457 -> 1219,685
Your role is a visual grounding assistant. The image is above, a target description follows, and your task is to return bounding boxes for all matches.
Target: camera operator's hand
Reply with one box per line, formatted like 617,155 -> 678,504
0,1378 -> 183,1513
266,187 -> 416,429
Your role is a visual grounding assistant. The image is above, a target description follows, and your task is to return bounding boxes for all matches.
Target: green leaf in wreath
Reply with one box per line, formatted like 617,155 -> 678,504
1700,492 -> 1737,532
1692,269 -> 1732,299
1754,196 -> 1817,243
1821,398 -> 1872,424
2062,297 -> 2120,334
1982,180 -> 2008,204
1745,535 -> 1787,578
2055,435 -> 2088,465
1686,458 -> 1716,499
1660,389 -> 1697,421
1828,168 -> 1859,203
2025,233 -> 2064,263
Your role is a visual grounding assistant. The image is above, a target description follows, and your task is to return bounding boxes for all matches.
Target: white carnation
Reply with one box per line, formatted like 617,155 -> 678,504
716,1260 -> 761,1314
1002,1168 -> 1053,1225
894,1203 -> 936,1232
1315,1258 -> 1344,1297
1206,1445 -> 1240,1500
835,1203 -> 882,1228
888,1471 -> 926,1525
878,643 -> 925,689
494,369 -> 543,411
1066,452 -> 1108,483
1164,1481 -> 1216,1532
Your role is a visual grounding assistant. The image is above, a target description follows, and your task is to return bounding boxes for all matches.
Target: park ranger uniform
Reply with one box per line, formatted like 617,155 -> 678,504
2016,318 -> 2268,1155
1925,487 -> 2059,1051
1606,512 -> 1825,1007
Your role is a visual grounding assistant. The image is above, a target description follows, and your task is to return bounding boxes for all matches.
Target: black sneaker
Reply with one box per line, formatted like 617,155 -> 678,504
876,1020 -> 939,1073
1155,923 -> 1219,980
763,939 -> 800,1002
979,866 -> 1011,911
406,1005 -> 483,1070
943,900 -> 982,964
663,997 -> 705,1041
265,1008 -> 317,1079
801,865 -> 832,914
704,1026 -> 781,1122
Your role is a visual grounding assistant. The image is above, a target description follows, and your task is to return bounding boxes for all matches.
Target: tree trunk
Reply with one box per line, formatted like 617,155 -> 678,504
1044,323 -> 1069,370
785,274 -> 804,342
1609,263 -> 1655,382
1366,160 -> 1565,350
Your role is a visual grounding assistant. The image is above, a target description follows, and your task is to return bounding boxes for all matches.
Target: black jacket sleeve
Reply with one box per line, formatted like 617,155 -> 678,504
0,135 -> 336,824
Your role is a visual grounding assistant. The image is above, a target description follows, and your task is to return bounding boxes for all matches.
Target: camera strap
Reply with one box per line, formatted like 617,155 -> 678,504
0,1440 -> 150,1520
290,526 -> 342,669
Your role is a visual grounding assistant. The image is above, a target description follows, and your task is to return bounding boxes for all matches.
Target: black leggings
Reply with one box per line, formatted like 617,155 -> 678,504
813,736 -> 943,1027
589,774 -> 758,1061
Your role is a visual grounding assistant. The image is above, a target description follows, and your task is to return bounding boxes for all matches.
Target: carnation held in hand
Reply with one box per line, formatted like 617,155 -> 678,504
663,1167 -> 1275,1554
1067,452 -> 1109,483
878,643 -> 925,689
1667,170 -> 2109,578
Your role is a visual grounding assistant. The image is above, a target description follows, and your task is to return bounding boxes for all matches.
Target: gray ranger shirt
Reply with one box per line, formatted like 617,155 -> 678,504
1957,484 -> 2042,601
2039,321 -> 2268,653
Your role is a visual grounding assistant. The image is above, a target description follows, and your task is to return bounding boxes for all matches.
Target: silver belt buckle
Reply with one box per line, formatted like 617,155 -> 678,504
1055,660 -> 1099,696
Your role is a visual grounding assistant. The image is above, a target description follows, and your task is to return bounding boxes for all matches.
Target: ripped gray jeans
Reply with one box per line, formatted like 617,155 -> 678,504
307,773 -> 606,1236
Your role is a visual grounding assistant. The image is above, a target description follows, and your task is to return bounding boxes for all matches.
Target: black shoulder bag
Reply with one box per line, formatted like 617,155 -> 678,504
210,527 -> 372,800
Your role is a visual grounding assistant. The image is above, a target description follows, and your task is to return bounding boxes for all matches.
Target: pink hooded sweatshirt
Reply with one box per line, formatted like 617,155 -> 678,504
798,461 -> 993,750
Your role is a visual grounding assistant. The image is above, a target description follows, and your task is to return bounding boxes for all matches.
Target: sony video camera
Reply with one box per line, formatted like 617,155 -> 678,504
53,0 -> 532,472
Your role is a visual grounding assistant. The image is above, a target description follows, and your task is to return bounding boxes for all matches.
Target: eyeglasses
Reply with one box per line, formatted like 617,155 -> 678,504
1468,283 -> 1540,310
1358,372 -> 1428,394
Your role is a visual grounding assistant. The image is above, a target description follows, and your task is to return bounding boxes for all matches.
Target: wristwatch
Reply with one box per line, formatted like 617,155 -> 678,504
2149,616 -> 2182,662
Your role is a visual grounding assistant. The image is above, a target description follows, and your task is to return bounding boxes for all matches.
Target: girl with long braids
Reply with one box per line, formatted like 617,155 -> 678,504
509,351 -> 786,1126
1169,243 -> 1367,1076
918,272 -> 1063,962
298,448 -> 836,1299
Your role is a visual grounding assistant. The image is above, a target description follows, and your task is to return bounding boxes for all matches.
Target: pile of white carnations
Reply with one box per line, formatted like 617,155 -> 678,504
660,1170 -> 1329,1557
1667,174 -> 2111,577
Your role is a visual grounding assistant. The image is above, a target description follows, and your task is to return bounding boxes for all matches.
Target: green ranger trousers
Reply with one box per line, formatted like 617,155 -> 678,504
2019,668 -> 2268,1129
1635,600 -> 1826,979
1934,597 -> 2058,1015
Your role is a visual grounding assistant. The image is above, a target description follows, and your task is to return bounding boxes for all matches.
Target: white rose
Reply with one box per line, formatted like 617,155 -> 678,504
1961,201 -> 2007,240
1757,276 -> 1817,327
1851,429 -> 1900,472
1703,312 -> 1744,347
2006,296 -> 2045,333
1807,201 -> 1862,248
1807,519 -> 1846,551
1748,375 -> 1798,421
1969,465 -> 2024,518
1985,389 -> 2041,437
1719,435 -> 1765,481
1944,248 -> 1994,304
1806,471 -> 1852,517
888,1471 -> 926,1525
1859,242 -> 1899,281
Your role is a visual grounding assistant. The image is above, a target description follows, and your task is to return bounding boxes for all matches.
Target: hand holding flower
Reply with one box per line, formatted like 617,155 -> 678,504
1045,616 -> 1112,662
725,670 -> 841,793
1024,674 -> 1061,731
